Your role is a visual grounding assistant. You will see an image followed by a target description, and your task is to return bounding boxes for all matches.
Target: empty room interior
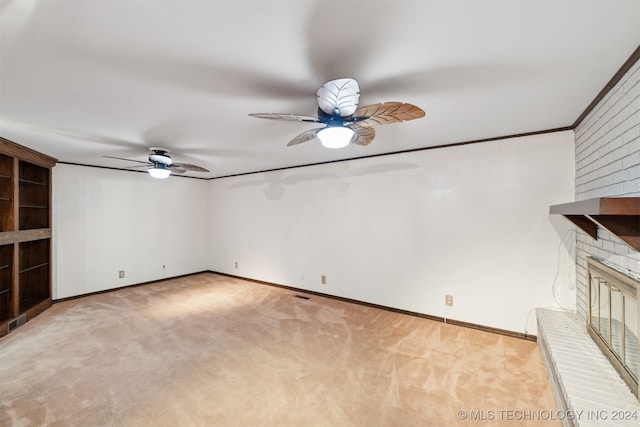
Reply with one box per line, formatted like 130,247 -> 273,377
1,1 -> 640,426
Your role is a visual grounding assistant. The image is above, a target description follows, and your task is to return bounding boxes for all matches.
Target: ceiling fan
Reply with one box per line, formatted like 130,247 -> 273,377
249,78 -> 425,149
104,148 -> 210,179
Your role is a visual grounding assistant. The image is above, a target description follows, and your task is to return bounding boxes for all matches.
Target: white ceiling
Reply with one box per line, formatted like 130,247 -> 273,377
1,0 -> 639,179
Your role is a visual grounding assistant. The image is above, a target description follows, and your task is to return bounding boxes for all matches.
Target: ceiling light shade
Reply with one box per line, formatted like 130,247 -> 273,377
317,126 -> 354,149
148,165 -> 171,179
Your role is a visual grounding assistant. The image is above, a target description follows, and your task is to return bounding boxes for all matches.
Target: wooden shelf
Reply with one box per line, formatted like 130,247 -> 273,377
19,262 -> 49,274
19,179 -> 47,186
0,137 -> 56,335
550,197 -> 640,251
0,229 -> 52,245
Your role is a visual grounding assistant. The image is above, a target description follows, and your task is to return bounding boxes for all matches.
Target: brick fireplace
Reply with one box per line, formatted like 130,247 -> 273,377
538,42 -> 640,427
543,197 -> 640,426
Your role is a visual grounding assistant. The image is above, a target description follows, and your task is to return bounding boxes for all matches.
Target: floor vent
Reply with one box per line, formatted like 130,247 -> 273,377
7,314 -> 27,334
294,295 -> 310,300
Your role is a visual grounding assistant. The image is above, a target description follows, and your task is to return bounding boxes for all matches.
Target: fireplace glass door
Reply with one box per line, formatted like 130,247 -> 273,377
625,295 -> 639,380
588,257 -> 640,397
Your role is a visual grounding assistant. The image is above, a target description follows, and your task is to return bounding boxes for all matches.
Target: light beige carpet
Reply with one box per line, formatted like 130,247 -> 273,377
0,273 -> 559,426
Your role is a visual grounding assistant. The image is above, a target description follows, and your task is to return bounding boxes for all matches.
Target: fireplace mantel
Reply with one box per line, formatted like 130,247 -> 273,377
550,197 -> 640,251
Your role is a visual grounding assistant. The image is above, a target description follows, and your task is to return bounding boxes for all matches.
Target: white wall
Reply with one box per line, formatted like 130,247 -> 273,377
52,164 -> 209,299
208,131 -> 575,334
574,60 -> 640,319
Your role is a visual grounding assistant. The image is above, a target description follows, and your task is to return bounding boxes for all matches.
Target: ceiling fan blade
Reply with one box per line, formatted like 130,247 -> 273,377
58,40 -> 314,100
287,128 -> 322,147
349,125 -> 376,146
126,165 -> 153,169
249,113 -> 320,123
316,78 -> 360,117
103,155 -> 151,165
171,163 -> 210,173
352,102 -> 426,127
168,166 -> 187,174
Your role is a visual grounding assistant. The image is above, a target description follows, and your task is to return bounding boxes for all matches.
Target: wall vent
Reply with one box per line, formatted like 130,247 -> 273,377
7,314 -> 26,334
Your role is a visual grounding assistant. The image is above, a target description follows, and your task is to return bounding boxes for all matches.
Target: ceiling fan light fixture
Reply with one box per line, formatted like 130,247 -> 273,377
249,78 -> 425,148
148,165 -> 172,179
317,126 -> 353,149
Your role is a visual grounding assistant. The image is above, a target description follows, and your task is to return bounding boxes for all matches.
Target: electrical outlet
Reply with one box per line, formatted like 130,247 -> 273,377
235,261 -> 238,269
321,275 -> 326,284
445,294 -> 453,307
119,270 -> 125,279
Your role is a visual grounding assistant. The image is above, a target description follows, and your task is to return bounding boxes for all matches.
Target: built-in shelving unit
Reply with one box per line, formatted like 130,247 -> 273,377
0,154 -> 13,233
19,239 -> 51,313
0,137 -> 56,337
19,161 -> 50,230
0,244 -> 13,323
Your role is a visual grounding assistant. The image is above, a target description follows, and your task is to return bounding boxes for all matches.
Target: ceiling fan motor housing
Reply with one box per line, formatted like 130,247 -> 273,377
317,108 -> 349,128
149,150 -> 172,165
